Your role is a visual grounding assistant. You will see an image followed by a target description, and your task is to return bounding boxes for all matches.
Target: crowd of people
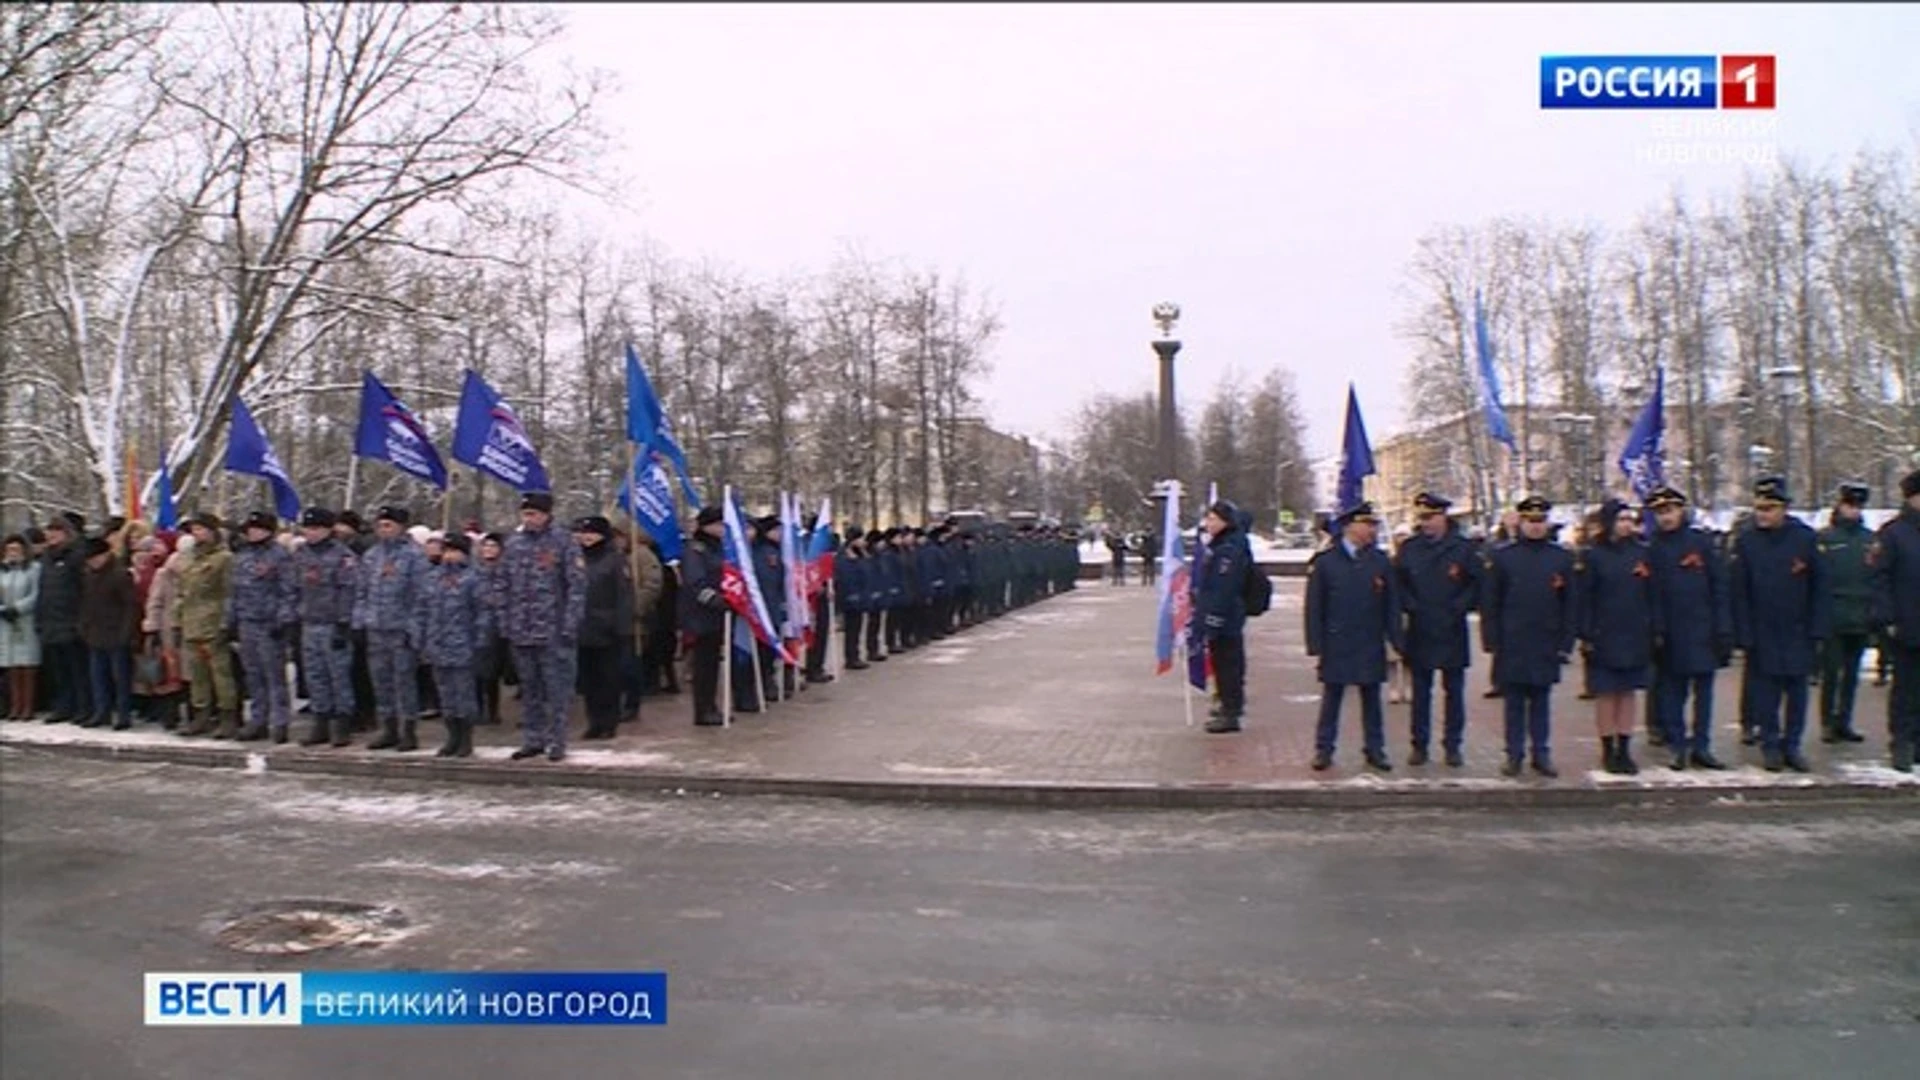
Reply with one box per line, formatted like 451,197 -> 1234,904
1184,470 -> 1920,777
4,471 -> 1915,779
0,493 -> 1083,763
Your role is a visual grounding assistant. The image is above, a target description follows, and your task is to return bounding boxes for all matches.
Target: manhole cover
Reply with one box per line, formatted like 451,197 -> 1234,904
214,899 -> 409,955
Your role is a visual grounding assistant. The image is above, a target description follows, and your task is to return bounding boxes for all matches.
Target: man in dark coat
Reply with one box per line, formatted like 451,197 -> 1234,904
1646,487 -> 1732,770
1481,496 -> 1576,778
836,530 -> 872,670
1817,482 -> 1875,743
1307,502 -> 1404,770
1729,476 -> 1830,773
1193,499 -> 1254,734
572,516 -> 633,740
677,507 -> 729,727
37,514 -> 90,723
1393,492 -> 1477,767
1870,469 -> 1920,771
78,536 -> 137,729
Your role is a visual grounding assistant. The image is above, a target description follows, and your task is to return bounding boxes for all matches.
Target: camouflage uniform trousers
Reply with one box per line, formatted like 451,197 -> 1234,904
238,622 -> 292,732
366,629 -> 418,722
184,635 -> 239,712
432,664 -> 478,723
513,645 -> 576,753
300,622 -> 356,719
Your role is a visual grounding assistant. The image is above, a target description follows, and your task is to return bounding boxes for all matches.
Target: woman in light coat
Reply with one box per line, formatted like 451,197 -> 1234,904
1,534 -> 44,718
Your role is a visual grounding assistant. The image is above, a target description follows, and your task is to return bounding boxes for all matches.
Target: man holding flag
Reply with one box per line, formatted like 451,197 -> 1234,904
801,501 -> 838,685
1192,497 -> 1254,733
1618,368 -> 1666,747
678,506 -> 730,727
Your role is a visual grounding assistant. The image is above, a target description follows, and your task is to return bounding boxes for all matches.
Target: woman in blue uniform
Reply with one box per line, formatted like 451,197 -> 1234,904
1577,498 -> 1658,774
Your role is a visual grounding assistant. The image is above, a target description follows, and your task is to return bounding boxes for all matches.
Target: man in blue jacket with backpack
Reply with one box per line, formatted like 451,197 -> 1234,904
1193,499 -> 1257,734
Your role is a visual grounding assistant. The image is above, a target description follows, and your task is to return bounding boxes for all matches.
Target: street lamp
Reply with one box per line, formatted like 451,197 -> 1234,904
1552,412 -> 1597,518
1766,366 -> 1803,499
709,430 -> 750,496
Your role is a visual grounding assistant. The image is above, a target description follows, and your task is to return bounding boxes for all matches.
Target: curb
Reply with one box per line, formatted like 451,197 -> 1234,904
6,735 -> 1917,811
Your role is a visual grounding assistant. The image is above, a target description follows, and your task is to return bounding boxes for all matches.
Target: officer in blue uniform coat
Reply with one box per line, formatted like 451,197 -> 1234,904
834,529 -> 870,670
1481,496 -> 1576,778
1306,502 -> 1404,770
1393,492 -> 1477,767
1729,476 -> 1830,772
1193,499 -> 1254,734
1646,487 -> 1732,770
1870,469 -> 1920,772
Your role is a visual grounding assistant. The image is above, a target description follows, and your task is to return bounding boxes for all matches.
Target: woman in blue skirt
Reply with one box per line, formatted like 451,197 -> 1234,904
1577,499 -> 1658,774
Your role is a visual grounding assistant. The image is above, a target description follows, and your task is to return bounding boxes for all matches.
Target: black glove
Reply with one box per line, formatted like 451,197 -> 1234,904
1652,635 -> 1666,655
333,624 -> 350,650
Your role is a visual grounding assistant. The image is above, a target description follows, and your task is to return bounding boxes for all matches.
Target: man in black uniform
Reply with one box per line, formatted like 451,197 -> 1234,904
677,507 -> 728,727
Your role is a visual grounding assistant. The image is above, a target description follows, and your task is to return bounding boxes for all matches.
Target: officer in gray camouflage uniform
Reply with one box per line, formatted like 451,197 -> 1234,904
293,507 -> 359,747
229,511 -> 298,743
353,505 -> 429,751
497,492 -> 586,763
422,533 -> 487,758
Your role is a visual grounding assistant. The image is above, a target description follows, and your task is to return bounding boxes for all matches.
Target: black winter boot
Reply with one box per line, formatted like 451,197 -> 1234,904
1618,735 -> 1639,776
455,717 -> 475,758
330,714 -> 353,748
367,717 -> 399,750
1601,735 -> 1620,774
299,715 -> 332,746
396,719 -> 419,753
435,718 -> 460,757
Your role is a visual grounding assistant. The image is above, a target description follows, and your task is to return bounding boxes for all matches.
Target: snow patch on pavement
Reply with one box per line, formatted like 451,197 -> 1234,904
886,763 -> 1005,779
360,857 -> 619,881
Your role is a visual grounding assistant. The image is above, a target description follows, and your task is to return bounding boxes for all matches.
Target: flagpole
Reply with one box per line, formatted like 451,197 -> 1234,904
441,471 -> 455,533
345,454 -> 360,512
722,613 -> 733,728
626,442 -> 645,692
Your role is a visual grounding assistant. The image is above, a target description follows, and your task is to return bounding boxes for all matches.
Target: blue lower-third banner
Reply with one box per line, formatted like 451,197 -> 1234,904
144,971 -> 668,1026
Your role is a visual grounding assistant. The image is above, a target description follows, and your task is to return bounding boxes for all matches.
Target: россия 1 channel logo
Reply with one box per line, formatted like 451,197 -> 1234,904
1540,55 -> 1776,110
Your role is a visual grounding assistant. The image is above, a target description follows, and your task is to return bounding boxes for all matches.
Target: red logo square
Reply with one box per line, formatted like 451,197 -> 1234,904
1720,55 -> 1775,109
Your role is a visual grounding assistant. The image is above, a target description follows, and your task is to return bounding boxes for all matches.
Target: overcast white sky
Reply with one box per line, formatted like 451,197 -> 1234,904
554,2 -> 1919,460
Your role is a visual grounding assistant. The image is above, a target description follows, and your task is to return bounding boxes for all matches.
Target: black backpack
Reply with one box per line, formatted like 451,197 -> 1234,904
1243,562 -> 1272,617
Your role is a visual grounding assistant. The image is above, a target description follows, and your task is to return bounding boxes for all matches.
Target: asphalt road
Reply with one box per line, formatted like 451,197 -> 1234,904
3,748 -> 1917,1079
